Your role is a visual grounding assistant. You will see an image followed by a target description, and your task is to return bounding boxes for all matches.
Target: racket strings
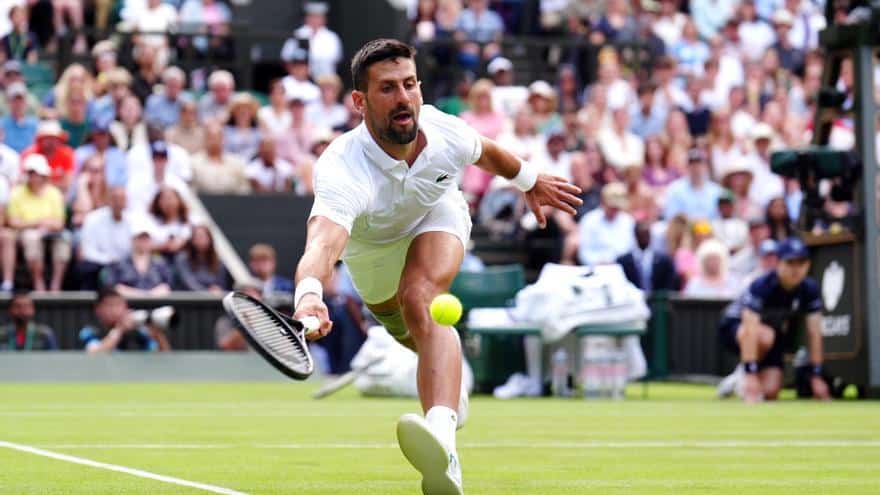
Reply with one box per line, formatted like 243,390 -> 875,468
233,299 -> 310,366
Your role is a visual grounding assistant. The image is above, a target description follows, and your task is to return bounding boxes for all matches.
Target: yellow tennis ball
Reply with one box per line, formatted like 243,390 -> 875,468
430,293 -> 463,326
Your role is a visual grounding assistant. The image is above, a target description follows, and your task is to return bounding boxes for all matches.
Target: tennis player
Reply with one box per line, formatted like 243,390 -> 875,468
292,39 -> 582,495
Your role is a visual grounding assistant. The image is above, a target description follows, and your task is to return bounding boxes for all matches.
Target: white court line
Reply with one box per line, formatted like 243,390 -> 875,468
0,440 -> 250,495
32,440 -> 880,450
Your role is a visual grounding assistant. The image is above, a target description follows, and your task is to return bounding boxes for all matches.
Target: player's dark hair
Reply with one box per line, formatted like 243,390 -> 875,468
351,39 -> 417,92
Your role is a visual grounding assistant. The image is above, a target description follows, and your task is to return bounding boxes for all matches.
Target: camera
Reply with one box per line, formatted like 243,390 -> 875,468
130,306 -> 179,331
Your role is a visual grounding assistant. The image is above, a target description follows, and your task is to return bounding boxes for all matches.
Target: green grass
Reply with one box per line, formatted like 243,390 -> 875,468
0,382 -> 878,494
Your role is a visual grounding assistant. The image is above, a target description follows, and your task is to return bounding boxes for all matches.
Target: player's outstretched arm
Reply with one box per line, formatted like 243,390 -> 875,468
293,216 -> 350,340
805,312 -> 831,400
475,137 -> 582,228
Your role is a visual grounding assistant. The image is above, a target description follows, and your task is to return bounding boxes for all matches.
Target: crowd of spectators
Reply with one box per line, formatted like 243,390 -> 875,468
410,0 -> 862,298
0,0 -> 868,359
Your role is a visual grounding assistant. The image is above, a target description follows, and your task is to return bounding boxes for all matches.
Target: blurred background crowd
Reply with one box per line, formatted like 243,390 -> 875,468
0,0 -> 865,360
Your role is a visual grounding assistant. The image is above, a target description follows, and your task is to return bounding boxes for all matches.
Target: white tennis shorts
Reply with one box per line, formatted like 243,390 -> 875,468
343,194 -> 472,305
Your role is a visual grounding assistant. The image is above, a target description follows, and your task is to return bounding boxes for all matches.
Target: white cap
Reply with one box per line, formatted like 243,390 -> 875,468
528,80 -> 555,99
23,154 -> 50,176
772,9 -> 794,26
487,57 -> 513,75
750,122 -> 775,141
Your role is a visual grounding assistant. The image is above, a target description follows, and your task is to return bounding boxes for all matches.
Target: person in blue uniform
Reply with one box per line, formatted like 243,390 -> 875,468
718,237 -> 830,403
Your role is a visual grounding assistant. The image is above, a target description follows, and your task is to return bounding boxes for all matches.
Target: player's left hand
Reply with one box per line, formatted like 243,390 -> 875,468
810,376 -> 831,401
523,174 -> 583,229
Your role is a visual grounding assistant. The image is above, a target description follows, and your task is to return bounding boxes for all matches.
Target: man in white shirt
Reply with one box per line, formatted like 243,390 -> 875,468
288,1 -> 343,78
246,138 -> 294,193
77,187 -> 133,289
280,45 -> 321,105
597,107 -> 645,172
577,182 -> 635,266
126,141 -> 189,214
293,39 -> 581,495
487,57 -> 528,118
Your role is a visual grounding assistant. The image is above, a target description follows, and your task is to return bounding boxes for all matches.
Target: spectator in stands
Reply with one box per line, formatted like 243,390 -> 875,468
621,164 -> 657,222
277,93 -> 323,171
766,197 -> 794,241
248,243 -> 293,297
741,238 -> 778,286
246,137 -> 294,193
198,70 -> 235,124
737,0 -> 775,63
557,150 -> 602,264
101,219 -> 173,297
79,289 -> 172,353
45,64 -> 94,120
318,261 -> 368,374
69,155 -> 109,229
496,107 -> 542,162
486,57 -> 526,118
729,218 -> 769,280
224,93 -> 262,160
131,44 -> 164,105
533,132 -> 572,181
690,0 -> 735,40
663,148 -> 722,221
1,155 -> 70,292
578,182 -> 635,266
618,221 -> 681,293
280,45 -> 320,105
51,0 -> 87,53
0,61 -> 40,116
166,99 -> 205,154
0,291 -> 57,350
78,187 -> 132,290
22,120 -> 75,193
1,6 -> 38,63
652,0 -> 687,49
74,121 -> 127,187
291,1 -> 343,78
712,189 -> 749,252
1,82 -> 37,152
770,10 -> 804,75
719,160 -> 761,220
334,90 -> 363,133
129,124 -> 193,184
91,67 -> 133,126
435,72 -> 473,117
145,66 -> 189,128
526,81 -> 561,135
120,0 -> 179,44
191,123 -> 250,194
629,84 -> 666,140
149,185 -> 191,258
708,108 -> 748,179
179,0 -> 232,56
306,74 -> 348,131
110,95 -> 149,151
456,0 -> 503,69
684,238 -> 739,297
174,223 -> 228,292
681,76 -> 711,137
642,136 -> 678,196
598,106 -> 644,173
59,89 -> 91,147
91,40 -> 119,97
258,80 -> 292,142
126,141 -> 189,213
592,0 -> 639,43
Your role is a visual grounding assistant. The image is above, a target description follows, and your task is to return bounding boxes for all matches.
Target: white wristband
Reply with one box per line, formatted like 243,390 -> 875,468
510,160 -> 538,192
294,277 -> 323,309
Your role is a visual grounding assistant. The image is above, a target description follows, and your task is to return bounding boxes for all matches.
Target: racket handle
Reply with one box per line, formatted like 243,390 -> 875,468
300,316 -> 321,335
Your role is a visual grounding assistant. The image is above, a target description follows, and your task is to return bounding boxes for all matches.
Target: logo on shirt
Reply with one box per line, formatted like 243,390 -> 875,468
435,173 -> 450,183
822,261 -> 844,312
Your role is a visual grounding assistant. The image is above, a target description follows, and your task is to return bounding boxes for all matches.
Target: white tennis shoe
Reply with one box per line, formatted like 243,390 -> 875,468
716,364 -> 744,399
397,413 -> 463,495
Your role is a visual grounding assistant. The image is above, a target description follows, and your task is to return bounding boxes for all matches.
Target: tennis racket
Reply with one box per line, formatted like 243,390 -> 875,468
222,291 -> 320,380
311,355 -> 384,399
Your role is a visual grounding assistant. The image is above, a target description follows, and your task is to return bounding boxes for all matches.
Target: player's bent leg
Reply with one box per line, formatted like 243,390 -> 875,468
736,323 -> 776,402
760,367 -> 783,400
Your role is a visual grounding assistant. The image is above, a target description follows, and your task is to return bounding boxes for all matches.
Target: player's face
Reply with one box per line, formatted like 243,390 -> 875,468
358,58 -> 421,145
777,257 -> 810,288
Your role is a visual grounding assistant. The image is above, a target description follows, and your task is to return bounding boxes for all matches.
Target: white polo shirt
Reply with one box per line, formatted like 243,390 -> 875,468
310,105 -> 482,248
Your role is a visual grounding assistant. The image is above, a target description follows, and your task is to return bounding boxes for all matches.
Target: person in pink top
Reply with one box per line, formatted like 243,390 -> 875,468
459,79 -> 508,207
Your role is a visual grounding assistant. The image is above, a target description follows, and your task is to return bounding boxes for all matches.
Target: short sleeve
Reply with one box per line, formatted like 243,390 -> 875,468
742,280 -> 765,313
802,278 -> 823,313
427,105 -> 483,165
308,153 -> 368,234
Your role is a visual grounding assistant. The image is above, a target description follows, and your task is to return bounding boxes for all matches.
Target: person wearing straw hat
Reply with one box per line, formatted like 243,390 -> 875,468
0,154 -> 71,292
21,120 -> 75,193
223,92 -> 262,160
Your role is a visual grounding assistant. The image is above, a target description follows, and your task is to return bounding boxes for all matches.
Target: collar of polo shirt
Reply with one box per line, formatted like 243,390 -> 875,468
357,123 -> 438,179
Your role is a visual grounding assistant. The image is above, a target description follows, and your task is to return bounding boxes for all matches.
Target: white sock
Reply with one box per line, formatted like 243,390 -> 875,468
524,335 -> 543,383
425,405 -> 458,452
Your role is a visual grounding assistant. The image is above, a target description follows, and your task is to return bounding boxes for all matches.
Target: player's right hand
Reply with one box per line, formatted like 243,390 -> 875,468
294,293 -> 333,341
